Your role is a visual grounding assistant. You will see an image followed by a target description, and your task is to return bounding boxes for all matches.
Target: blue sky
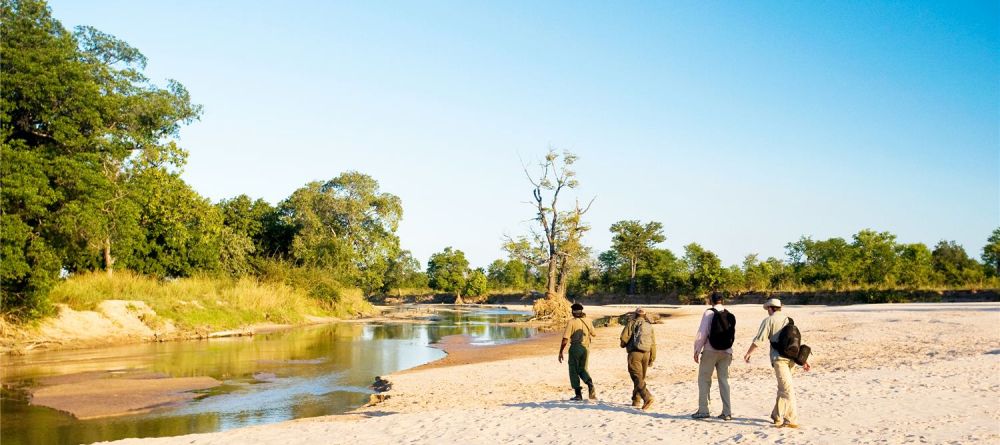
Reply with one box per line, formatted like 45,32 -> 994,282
49,1 -> 999,268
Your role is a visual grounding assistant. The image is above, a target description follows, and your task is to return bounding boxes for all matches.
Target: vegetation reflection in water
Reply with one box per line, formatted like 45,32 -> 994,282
0,307 -> 534,445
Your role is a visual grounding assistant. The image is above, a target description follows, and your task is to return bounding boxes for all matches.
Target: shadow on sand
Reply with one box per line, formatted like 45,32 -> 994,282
505,400 -> 773,426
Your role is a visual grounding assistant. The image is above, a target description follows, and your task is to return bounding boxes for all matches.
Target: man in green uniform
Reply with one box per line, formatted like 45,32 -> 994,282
558,303 -> 597,401
620,307 -> 656,410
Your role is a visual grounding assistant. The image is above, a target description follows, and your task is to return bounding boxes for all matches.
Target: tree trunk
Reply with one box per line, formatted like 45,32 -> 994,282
454,290 -> 464,305
628,257 -> 637,295
103,237 -> 115,276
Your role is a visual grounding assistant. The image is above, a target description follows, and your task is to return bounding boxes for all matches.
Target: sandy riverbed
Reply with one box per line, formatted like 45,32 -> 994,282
98,302 -> 1000,444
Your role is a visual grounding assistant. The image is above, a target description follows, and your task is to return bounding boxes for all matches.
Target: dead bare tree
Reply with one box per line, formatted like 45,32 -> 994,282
522,149 -> 594,319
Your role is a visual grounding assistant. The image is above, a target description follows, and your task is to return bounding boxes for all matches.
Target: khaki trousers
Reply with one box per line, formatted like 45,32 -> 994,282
771,357 -> 797,424
697,349 -> 732,416
627,350 -> 652,403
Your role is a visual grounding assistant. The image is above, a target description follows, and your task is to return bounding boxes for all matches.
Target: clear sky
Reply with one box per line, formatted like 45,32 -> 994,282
49,0 -> 999,269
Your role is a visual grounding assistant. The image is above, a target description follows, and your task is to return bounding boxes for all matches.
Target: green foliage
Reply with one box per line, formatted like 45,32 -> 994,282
464,268 -> 489,297
983,228 -> 1000,277
427,247 -> 469,298
382,250 -> 427,292
932,240 -> 984,287
896,243 -> 935,288
609,219 -> 665,294
1,0 -> 199,317
486,259 -> 528,290
280,172 -> 402,295
852,229 -> 898,286
123,169 -> 223,277
683,243 -> 723,297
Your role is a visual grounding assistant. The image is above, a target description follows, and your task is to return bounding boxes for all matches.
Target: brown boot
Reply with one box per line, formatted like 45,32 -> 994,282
587,383 -> 596,400
641,389 -> 654,411
641,396 -> 655,411
632,396 -> 642,408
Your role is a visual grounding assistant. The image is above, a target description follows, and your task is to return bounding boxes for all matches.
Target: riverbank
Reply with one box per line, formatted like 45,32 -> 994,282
0,271 -> 377,355
97,302 -> 1000,444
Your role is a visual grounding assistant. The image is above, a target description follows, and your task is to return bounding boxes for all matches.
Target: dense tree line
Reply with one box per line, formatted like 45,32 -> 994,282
0,0 -> 422,318
568,226 -> 1000,301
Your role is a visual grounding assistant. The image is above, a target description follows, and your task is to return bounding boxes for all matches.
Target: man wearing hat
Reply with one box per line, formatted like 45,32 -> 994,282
743,298 -> 811,428
620,307 -> 656,410
559,302 -> 597,401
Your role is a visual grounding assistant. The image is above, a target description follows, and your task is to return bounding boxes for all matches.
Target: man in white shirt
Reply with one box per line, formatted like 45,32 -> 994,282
692,292 -> 734,420
743,298 -> 811,428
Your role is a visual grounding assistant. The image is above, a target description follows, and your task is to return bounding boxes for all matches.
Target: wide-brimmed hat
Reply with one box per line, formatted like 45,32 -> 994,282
634,307 -> 645,314
763,298 -> 782,309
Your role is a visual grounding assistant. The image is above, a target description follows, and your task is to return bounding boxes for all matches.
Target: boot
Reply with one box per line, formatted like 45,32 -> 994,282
632,396 -> 642,408
586,381 -> 596,400
641,388 -> 655,411
570,388 -> 583,401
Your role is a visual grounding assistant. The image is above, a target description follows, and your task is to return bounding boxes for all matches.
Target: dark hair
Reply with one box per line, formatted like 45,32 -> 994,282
571,303 -> 584,311
710,292 -> 724,304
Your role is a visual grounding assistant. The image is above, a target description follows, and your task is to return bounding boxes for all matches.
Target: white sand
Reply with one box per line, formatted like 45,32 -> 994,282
99,303 -> 1000,444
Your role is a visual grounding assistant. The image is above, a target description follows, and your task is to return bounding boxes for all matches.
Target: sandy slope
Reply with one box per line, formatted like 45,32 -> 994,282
99,303 -> 1000,445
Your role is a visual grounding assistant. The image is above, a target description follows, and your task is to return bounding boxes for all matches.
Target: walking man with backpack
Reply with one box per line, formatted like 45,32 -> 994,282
620,307 -> 656,410
692,292 -> 735,420
558,303 -> 597,401
743,298 -> 811,428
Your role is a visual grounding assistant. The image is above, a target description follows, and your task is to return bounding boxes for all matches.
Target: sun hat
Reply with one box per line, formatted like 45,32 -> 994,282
634,307 -> 645,314
763,298 -> 782,309
571,303 -> 584,311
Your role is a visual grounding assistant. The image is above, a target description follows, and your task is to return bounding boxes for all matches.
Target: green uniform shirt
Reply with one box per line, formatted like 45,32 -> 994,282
563,317 -> 596,348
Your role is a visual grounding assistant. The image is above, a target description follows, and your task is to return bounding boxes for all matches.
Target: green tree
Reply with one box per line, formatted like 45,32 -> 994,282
682,243 -> 723,300
742,254 -> 773,292
896,243 -> 934,288
1,0 -> 199,316
851,229 -> 898,287
427,247 -> 469,303
597,249 -> 625,292
486,259 -> 527,290
635,248 -> 685,294
124,169 -> 223,277
609,220 -> 666,295
786,237 -> 856,289
382,250 -> 425,293
464,268 -> 489,298
931,240 -> 983,287
982,228 -> 1000,277
280,172 -> 403,295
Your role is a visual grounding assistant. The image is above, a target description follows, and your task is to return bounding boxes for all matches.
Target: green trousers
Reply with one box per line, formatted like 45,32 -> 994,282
568,344 -> 593,390
628,350 -> 653,403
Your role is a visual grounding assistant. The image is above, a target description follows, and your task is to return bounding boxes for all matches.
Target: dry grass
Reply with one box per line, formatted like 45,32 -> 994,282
49,271 -> 373,330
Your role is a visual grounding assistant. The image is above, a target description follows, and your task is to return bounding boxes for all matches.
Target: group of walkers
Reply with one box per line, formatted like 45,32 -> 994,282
558,294 -> 812,428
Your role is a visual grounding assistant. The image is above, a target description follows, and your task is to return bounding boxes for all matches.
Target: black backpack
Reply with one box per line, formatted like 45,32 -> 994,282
772,317 -> 811,365
707,308 -> 736,350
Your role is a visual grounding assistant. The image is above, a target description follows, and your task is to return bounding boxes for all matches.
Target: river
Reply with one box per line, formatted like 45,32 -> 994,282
0,306 -> 536,445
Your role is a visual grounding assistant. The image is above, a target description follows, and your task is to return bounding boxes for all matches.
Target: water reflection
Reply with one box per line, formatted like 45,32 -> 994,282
1,306 -> 534,445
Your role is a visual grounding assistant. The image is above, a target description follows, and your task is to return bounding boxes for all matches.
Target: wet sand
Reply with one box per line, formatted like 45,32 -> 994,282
30,373 -> 221,419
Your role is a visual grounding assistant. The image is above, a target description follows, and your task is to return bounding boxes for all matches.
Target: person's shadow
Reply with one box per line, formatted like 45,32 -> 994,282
504,400 -> 774,426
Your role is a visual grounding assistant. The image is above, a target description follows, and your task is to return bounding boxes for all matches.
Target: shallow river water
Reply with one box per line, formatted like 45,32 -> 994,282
0,306 -> 535,445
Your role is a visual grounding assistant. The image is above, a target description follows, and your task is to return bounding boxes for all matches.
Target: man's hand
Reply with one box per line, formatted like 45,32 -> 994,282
743,352 -> 752,363
558,352 -> 564,363
693,352 -> 700,364
803,362 -> 811,371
